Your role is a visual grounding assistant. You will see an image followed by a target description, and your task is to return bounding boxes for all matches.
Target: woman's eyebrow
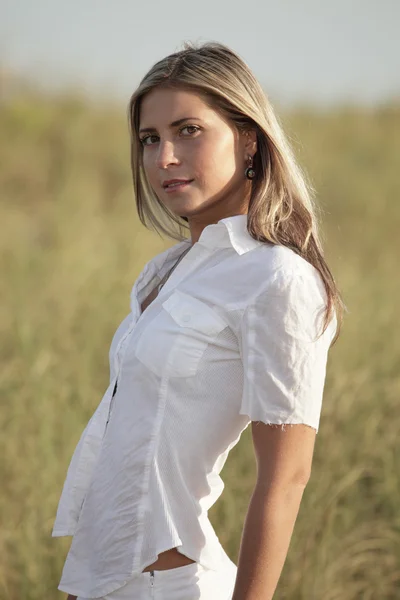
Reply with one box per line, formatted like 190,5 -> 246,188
139,117 -> 203,135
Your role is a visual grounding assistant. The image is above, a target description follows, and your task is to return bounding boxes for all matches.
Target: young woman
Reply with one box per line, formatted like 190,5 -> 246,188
53,41 -> 343,600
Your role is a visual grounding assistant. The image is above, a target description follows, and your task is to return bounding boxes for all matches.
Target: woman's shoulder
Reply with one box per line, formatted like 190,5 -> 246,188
248,244 -> 335,337
252,242 -> 323,288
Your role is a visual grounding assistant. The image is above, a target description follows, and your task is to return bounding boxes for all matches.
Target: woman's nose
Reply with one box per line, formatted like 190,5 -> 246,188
155,140 -> 180,169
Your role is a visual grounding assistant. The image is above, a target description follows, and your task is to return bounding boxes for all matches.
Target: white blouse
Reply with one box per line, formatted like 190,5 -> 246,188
52,214 -> 337,598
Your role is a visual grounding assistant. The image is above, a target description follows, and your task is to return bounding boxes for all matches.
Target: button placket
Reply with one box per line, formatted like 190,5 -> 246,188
107,266 -> 154,427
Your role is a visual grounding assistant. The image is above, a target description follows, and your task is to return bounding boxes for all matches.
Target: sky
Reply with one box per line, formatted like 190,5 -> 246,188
1,0 -> 399,108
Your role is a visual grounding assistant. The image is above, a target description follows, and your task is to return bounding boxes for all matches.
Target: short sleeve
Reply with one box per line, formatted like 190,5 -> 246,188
239,267 -> 337,433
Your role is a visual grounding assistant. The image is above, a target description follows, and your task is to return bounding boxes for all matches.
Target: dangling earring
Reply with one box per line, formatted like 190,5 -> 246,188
245,155 -> 256,180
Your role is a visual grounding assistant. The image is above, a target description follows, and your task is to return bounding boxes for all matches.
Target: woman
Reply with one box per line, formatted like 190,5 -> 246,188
53,41 -> 343,600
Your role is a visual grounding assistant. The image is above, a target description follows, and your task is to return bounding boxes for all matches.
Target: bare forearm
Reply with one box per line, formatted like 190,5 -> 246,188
231,481 -> 306,600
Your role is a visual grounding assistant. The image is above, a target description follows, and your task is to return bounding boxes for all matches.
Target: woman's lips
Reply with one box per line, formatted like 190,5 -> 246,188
163,180 -> 194,193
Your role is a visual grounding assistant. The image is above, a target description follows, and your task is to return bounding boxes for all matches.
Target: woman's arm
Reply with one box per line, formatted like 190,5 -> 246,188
231,422 -> 316,600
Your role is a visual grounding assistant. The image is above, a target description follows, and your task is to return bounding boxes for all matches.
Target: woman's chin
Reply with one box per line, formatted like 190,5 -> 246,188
164,198 -> 200,218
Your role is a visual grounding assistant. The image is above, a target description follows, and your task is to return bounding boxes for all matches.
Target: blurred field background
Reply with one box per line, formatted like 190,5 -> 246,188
0,74 -> 399,600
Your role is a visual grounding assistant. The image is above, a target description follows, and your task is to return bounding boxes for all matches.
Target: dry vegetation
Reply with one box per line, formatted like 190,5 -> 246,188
0,79 -> 399,599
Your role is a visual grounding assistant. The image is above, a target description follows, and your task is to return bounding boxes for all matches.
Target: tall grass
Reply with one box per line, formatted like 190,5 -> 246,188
1,82 -> 399,599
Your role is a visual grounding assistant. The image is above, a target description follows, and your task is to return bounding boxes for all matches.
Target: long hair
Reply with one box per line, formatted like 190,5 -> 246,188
127,41 -> 344,343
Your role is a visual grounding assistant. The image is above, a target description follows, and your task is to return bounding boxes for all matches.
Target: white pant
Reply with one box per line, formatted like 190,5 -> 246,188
77,558 -> 237,600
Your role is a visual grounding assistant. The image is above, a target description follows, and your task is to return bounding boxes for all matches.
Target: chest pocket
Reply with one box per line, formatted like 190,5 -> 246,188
134,289 -> 228,378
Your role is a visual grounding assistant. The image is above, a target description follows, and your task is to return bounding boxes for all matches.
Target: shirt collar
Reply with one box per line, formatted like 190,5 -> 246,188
131,215 -> 263,313
147,214 -> 262,279
195,214 -> 263,255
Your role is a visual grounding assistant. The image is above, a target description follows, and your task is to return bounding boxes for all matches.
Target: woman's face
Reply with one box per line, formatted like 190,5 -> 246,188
138,87 -> 256,222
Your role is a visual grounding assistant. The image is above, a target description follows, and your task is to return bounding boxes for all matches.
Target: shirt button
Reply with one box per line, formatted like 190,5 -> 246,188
182,313 -> 191,323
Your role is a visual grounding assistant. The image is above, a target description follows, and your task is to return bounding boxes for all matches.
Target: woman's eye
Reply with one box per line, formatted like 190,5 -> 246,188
181,125 -> 200,136
139,125 -> 200,146
140,134 -> 159,146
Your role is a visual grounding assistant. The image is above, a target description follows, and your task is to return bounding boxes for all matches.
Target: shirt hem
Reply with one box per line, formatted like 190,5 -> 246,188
52,529 -> 74,537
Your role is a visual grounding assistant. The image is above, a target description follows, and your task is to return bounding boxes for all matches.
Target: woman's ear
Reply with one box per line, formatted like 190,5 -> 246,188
244,129 -> 257,157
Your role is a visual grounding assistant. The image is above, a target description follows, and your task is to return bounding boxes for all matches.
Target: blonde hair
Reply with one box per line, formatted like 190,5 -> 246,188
127,41 -> 344,343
